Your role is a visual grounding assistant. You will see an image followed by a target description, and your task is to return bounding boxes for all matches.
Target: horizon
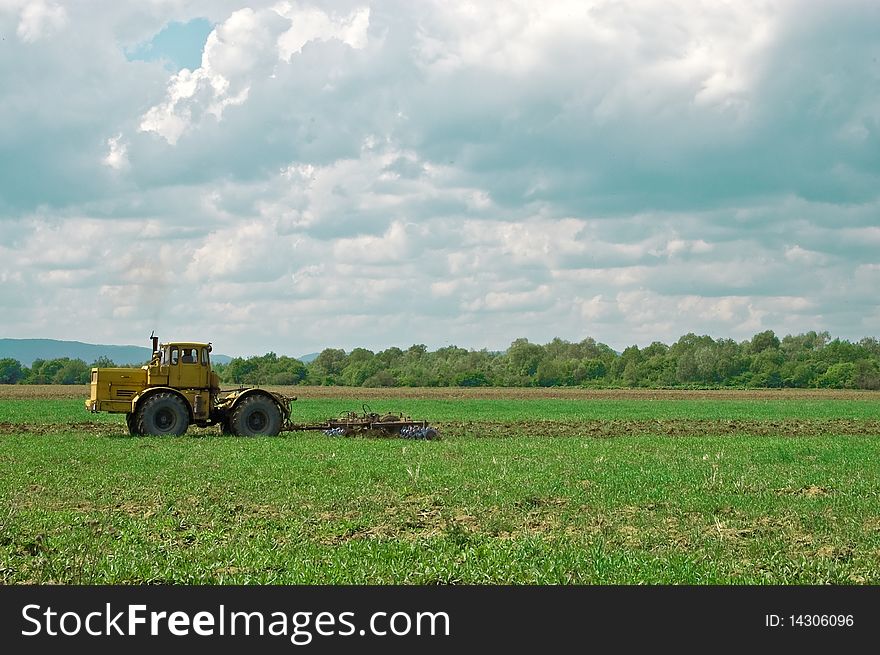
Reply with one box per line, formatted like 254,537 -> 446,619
2,328 -> 875,362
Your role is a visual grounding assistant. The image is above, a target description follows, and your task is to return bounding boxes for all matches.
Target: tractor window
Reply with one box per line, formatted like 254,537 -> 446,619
170,347 -> 179,365
181,348 -> 197,364
201,348 -> 209,366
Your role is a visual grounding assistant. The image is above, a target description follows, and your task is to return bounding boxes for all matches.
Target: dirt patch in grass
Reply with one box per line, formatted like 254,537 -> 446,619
0,422 -> 219,437
1,418 -> 878,439
775,484 -> 833,497
436,418 -> 880,438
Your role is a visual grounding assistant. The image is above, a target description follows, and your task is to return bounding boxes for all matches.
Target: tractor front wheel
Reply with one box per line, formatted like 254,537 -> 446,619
126,412 -> 141,436
230,395 -> 282,436
136,392 -> 189,436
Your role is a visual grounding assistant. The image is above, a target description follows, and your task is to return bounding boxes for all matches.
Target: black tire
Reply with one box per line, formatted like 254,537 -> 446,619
230,394 -> 282,436
136,392 -> 189,436
126,412 -> 141,436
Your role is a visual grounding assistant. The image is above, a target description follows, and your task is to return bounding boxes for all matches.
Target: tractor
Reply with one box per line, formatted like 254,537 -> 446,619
85,335 -> 437,439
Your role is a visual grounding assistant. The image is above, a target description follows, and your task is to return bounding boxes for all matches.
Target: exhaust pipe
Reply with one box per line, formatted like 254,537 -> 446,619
150,331 -> 159,355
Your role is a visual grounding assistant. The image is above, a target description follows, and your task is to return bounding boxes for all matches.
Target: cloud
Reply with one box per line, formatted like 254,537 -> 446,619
276,2 -> 369,59
16,0 -> 66,42
103,134 -> 130,171
0,1 -> 878,355
139,3 -> 370,144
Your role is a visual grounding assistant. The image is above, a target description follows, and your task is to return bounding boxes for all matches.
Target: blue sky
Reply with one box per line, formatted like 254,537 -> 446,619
0,1 -> 878,357
125,18 -> 213,71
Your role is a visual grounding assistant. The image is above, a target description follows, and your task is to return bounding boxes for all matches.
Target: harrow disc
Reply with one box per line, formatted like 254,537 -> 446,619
322,424 -> 440,440
399,425 -> 440,440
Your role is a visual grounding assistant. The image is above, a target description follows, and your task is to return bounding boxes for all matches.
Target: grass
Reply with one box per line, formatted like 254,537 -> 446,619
1,390 -> 879,584
3,394 -> 880,424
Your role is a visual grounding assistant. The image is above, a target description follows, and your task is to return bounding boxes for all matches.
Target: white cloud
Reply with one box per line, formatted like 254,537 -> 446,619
16,0 -> 66,43
465,285 -> 553,313
784,245 -> 826,265
276,3 -> 369,59
103,134 -> 129,170
578,294 -> 609,321
139,3 -> 370,144
331,221 -> 410,265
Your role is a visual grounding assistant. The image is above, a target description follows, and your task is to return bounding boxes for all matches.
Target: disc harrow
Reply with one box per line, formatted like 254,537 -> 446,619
287,404 -> 440,440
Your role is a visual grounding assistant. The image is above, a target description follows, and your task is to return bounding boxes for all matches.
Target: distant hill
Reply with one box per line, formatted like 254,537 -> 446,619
0,339 -> 232,367
298,352 -> 320,363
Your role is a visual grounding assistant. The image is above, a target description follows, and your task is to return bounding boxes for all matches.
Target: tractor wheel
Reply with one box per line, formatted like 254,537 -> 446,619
230,395 -> 282,437
136,392 -> 189,436
125,412 -> 141,436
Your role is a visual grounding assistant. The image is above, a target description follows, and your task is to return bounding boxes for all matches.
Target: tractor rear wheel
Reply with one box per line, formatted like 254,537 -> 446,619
230,395 -> 282,436
136,392 -> 189,436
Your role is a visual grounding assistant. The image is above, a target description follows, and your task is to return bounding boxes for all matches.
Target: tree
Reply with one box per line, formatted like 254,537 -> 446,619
750,330 -> 780,354
781,361 -> 817,388
750,348 -> 784,387
858,337 -> 880,359
507,339 -> 544,379
820,339 -> 864,365
27,358 -> 69,384
0,358 -> 23,384
363,370 -> 397,387
576,359 -> 607,383
715,338 -> 748,382
675,351 -> 698,384
341,360 -> 380,386
51,359 -> 90,384
611,345 -> 642,380
224,357 -> 259,383
781,331 -> 829,358
267,357 -> 307,385
818,362 -> 856,389
536,359 -> 568,387
622,361 -> 640,387
853,360 -> 880,390
376,347 -> 404,368
310,348 -> 348,385
455,371 -> 491,387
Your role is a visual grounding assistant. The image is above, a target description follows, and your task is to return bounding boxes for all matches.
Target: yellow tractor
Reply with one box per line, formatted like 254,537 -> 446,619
86,335 -> 439,439
85,335 -> 292,436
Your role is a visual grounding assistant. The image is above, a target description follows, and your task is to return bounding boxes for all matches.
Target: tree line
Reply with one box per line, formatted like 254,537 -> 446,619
0,356 -> 118,385
5,331 -> 877,389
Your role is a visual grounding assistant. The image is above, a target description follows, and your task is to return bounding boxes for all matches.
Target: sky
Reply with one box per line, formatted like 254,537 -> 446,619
0,0 -> 878,358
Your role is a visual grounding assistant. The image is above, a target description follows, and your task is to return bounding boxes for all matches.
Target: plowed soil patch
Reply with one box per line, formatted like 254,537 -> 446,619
436,418 -> 880,438
1,418 -> 878,438
0,422 -> 216,437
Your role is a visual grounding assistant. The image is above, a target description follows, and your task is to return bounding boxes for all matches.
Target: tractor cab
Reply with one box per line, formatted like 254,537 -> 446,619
146,341 -> 219,391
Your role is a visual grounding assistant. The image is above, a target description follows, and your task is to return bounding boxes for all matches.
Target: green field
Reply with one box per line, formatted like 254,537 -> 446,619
3,394 -> 880,424
1,388 -> 879,584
